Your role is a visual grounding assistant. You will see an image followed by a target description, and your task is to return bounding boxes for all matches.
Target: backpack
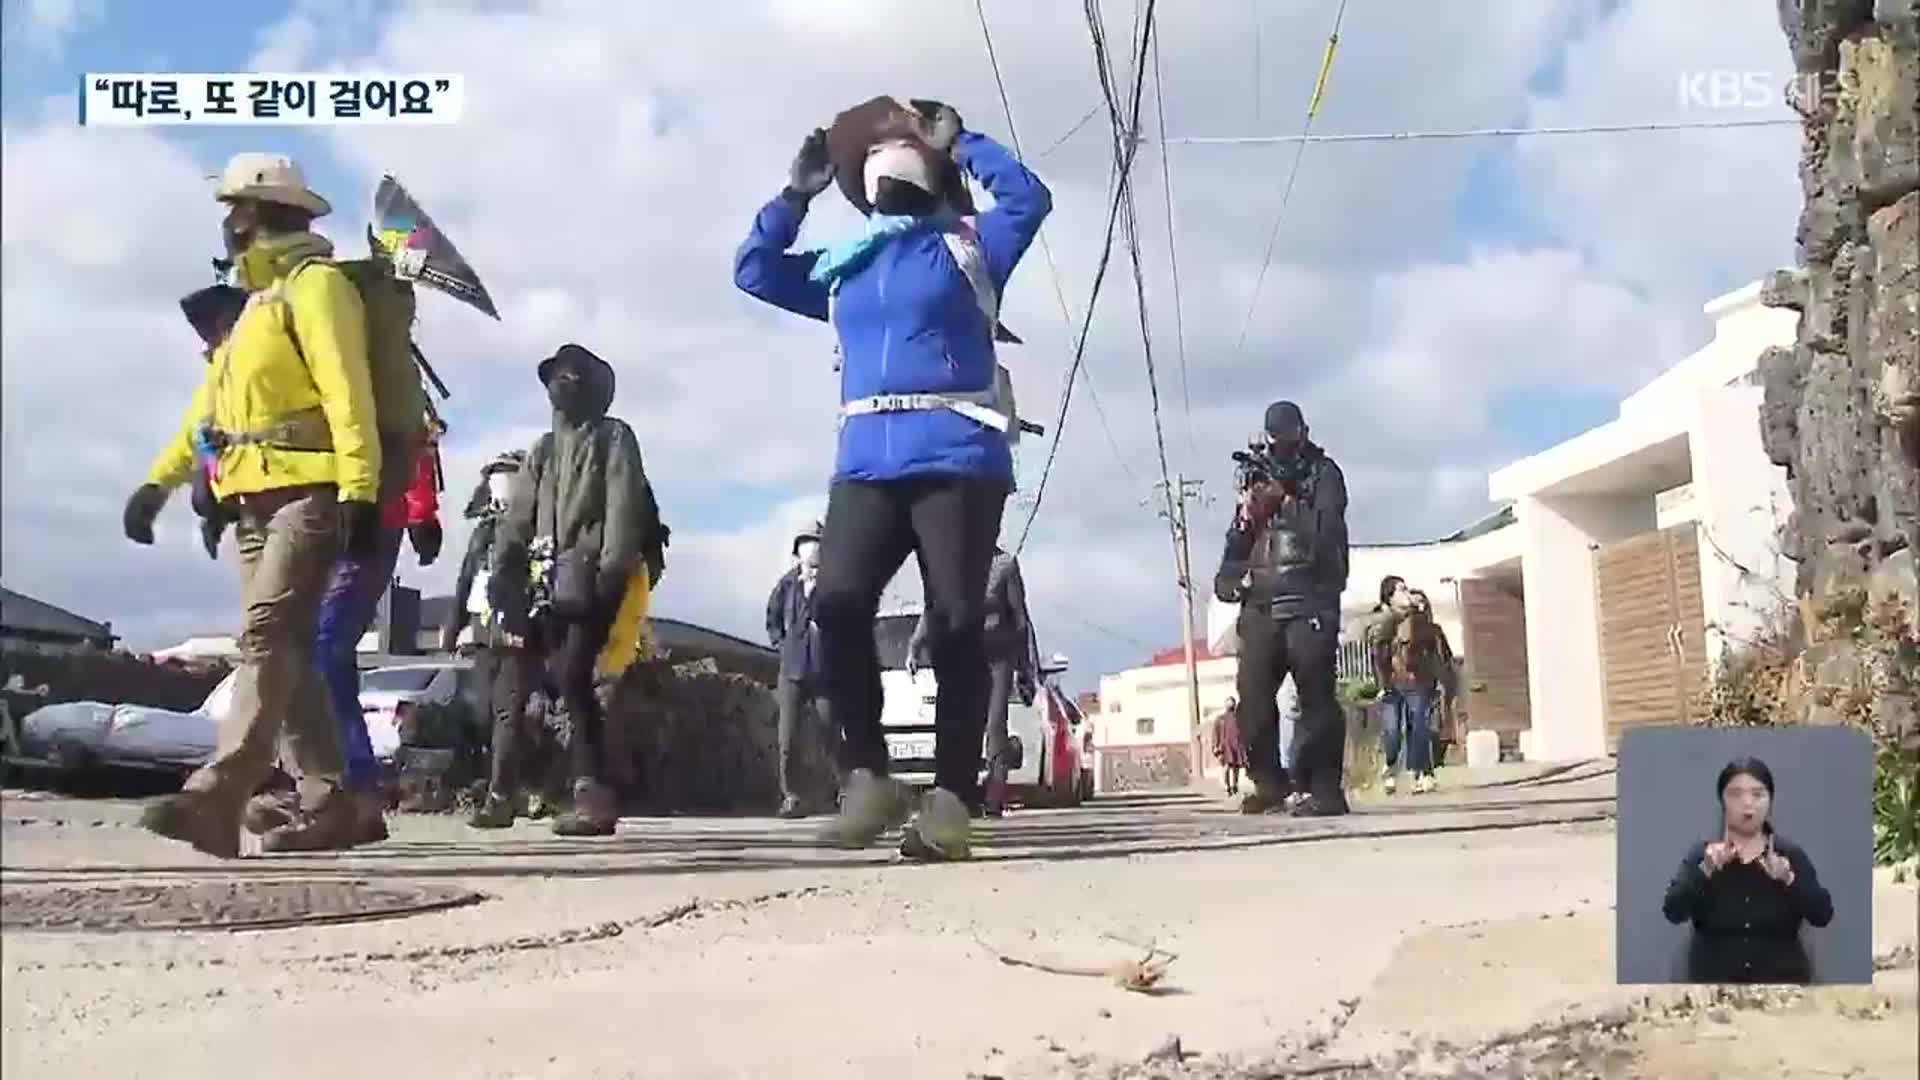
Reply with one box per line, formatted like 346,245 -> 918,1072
280,257 -> 431,467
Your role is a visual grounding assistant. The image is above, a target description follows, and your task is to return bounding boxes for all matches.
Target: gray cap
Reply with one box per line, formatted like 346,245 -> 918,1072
1264,400 -> 1306,439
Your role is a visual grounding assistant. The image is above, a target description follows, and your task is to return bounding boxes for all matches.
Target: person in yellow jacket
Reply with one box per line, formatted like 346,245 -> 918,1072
122,153 -> 382,858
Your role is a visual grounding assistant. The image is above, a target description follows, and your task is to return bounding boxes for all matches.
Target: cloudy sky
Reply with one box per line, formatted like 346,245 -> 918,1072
1,0 -> 1802,690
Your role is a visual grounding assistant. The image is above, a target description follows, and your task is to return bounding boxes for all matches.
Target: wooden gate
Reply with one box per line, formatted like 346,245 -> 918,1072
1593,524 -> 1708,749
1459,577 -> 1531,743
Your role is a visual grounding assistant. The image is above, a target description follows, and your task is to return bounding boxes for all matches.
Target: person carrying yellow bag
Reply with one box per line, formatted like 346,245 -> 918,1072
490,344 -> 668,837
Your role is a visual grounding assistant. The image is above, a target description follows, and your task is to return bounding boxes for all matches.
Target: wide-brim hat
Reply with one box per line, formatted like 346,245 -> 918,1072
537,342 -> 614,386
210,152 -> 332,217
792,518 -> 823,555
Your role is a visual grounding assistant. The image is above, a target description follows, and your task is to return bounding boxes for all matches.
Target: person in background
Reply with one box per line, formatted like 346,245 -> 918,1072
733,98 -> 1051,860
767,520 -> 833,819
1212,697 -> 1248,797
1662,757 -> 1832,983
447,451 -> 560,831
492,343 -> 667,837
1369,576 -> 1451,795
124,153 -> 379,857
1212,400 -> 1352,817
1407,588 -> 1457,771
905,543 -> 1033,816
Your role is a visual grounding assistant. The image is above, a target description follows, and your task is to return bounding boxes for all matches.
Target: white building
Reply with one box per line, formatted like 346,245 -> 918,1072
1489,280 -> 1797,761
1093,277 -> 1799,779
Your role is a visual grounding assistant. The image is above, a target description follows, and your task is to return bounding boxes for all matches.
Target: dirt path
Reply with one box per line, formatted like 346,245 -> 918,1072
2,768 -> 1911,1079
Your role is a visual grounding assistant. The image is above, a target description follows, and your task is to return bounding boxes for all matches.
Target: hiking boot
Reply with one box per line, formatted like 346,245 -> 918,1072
1289,793 -> 1350,818
1238,788 -> 1292,814
141,790 -> 241,859
352,789 -> 389,843
1238,770 -> 1294,814
469,793 -> 518,829
551,780 -> 618,837
242,789 -> 299,835
1413,773 -> 1435,795
776,795 -> 807,820
1381,769 -> 1397,795
899,787 -> 972,862
815,768 -> 912,850
261,790 -> 363,853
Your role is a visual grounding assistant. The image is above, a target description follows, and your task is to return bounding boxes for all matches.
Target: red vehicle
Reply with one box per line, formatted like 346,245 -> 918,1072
1020,655 -> 1089,809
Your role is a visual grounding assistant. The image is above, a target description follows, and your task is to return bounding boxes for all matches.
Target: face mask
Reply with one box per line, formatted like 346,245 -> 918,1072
486,472 -> 515,509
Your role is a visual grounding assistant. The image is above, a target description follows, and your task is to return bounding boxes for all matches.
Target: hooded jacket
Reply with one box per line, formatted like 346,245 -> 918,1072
146,231 -> 381,503
493,352 -> 664,625
1213,442 -> 1350,620
732,131 -> 1051,486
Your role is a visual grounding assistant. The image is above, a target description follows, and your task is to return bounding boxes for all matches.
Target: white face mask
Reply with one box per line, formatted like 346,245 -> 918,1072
486,471 -> 515,509
796,541 -> 820,587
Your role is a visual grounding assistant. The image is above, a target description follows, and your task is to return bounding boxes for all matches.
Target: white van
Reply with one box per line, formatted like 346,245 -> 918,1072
873,607 -> 1079,806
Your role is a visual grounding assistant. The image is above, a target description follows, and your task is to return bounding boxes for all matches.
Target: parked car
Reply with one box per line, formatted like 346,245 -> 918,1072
4,658 -> 474,780
873,610 -> 1083,809
6,670 -> 236,778
355,659 -> 476,758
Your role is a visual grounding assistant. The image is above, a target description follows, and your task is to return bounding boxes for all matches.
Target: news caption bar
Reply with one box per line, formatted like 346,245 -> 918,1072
80,74 -> 464,126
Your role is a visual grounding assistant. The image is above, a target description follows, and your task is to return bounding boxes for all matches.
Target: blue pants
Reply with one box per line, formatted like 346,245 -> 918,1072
1379,688 -> 1433,776
314,526 -> 405,793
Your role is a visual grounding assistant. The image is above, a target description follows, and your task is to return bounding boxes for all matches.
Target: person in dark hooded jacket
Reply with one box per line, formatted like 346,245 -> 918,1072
491,344 -> 666,836
1214,400 -> 1351,818
733,98 -> 1050,862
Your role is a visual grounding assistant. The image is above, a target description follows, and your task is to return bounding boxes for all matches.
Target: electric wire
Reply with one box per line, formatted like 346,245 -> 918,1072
1009,0 -> 1159,558
1145,116 -> 1802,145
1149,21 -> 1194,463
973,0 -> 1144,491
1230,0 -> 1349,370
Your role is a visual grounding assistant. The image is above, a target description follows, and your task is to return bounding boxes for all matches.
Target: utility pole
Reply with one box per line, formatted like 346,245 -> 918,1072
1149,474 -> 1209,780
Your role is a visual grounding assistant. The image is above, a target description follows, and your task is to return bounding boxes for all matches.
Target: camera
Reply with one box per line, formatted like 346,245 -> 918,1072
1231,438 -> 1277,494
1232,435 -> 1310,502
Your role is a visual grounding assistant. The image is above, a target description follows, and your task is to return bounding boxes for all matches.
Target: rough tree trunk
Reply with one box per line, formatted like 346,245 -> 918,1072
1760,1 -> 1919,747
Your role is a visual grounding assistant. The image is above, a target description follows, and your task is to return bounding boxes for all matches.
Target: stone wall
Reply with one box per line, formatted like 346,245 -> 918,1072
1760,1 -> 1919,750
0,646 -> 228,719
1098,744 -> 1193,793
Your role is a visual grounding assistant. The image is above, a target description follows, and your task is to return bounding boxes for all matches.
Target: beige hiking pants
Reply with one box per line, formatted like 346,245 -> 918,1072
182,484 -> 344,810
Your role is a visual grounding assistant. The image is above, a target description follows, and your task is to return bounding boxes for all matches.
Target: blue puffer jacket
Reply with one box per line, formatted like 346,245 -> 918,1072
733,131 -> 1052,486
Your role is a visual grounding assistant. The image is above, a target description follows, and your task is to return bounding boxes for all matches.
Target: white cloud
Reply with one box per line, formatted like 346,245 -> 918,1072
0,0 -> 1805,687
2,0 -> 103,57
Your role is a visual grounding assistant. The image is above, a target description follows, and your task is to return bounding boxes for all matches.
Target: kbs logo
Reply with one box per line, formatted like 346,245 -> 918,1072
1676,70 -> 1830,111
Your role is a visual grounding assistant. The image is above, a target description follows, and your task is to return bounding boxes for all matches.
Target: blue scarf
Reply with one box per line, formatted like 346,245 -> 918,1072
808,214 -> 926,288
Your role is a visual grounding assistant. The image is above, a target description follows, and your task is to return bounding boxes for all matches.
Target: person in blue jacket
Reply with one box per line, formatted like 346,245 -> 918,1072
733,98 -> 1051,861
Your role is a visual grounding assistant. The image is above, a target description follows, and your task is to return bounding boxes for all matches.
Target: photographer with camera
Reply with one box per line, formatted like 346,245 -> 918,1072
1213,401 -> 1351,817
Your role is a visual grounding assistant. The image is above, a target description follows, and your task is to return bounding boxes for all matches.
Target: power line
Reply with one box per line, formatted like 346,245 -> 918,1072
1230,0 -> 1349,369
972,0 -> 1143,491
1010,0 -> 1159,558
1149,21 -> 1194,464
1035,102 -> 1102,158
1145,116 -> 1801,145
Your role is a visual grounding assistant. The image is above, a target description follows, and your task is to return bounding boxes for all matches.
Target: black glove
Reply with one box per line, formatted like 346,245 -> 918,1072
338,500 -> 384,559
1213,575 -> 1246,604
908,99 -> 963,152
199,516 -> 226,560
645,554 -> 665,590
123,484 -> 168,545
784,128 -> 835,201
408,519 -> 443,566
